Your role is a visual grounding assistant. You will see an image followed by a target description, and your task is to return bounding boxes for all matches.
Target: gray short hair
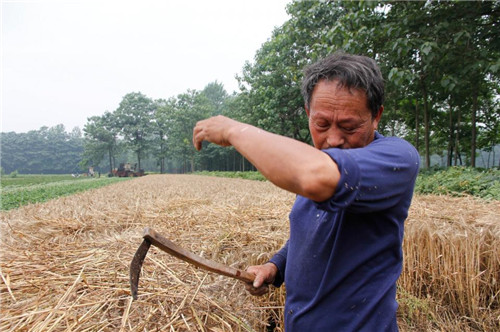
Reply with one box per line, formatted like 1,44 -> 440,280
301,52 -> 385,117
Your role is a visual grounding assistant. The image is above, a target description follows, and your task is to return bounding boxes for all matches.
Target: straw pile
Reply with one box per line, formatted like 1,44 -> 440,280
1,175 -> 292,331
401,195 -> 500,331
1,174 -> 499,331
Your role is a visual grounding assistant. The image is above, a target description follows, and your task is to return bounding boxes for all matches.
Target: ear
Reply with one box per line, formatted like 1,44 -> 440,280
305,103 -> 310,117
372,106 -> 384,130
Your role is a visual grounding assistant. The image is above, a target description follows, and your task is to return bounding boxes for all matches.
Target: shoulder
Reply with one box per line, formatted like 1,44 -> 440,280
373,132 -> 414,147
369,132 -> 420,161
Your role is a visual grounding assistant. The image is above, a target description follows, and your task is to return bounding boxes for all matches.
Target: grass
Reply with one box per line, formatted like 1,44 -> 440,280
415,167 -> 500,200
195,167 -> 500,200
194,171 -> 267,181
1,174 -> 83,187
0,174 -> 132,210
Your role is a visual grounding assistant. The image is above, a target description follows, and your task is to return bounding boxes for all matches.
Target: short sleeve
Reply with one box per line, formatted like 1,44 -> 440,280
317,136 -> 420,213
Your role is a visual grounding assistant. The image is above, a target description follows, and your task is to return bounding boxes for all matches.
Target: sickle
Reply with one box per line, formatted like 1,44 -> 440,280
130,227 -> 255,300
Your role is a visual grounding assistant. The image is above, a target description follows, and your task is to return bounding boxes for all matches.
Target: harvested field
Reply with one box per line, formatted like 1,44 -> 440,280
401,195 -> 500,331
1,174 -> 499,331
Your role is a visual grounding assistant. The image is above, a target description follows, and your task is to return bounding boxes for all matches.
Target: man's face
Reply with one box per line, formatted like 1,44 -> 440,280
305,79 -> 383,150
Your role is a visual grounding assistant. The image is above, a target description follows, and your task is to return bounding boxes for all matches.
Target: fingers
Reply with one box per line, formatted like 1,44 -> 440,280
252,271 -> 267,288
192,121 -> 204,151
244,282 -> 269,296
243,265 -> 275,296
193,120 -> 206,151
192,116 -> 237,151
193,135 -> 201,151
192,117 -> 219,151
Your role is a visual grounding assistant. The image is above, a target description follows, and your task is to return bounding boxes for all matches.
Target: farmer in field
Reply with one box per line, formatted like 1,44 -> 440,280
193,52 -> 420,331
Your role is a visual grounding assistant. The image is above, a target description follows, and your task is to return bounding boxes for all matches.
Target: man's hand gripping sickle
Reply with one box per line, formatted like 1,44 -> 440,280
244,262 -> 278,296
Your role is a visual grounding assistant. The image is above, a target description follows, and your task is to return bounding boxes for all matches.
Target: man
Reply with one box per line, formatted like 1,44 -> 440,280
193,53 -> 420,331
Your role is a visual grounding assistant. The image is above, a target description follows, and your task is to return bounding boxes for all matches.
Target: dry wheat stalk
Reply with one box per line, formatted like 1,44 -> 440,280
1,175 -> 498,331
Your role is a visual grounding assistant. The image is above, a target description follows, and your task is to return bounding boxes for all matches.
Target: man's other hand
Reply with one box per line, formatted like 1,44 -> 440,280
244,262 -> 278,296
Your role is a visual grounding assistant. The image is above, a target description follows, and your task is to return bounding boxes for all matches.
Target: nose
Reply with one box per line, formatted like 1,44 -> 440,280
326,130 -> 345,148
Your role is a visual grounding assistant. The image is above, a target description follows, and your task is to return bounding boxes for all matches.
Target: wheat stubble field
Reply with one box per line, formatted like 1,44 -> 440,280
1,174 -> 498,331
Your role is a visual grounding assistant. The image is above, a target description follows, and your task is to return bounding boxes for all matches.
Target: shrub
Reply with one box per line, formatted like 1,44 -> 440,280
415,167 -> 500,200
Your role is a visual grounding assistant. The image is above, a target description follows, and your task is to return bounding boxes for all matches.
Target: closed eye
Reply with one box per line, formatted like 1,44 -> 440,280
314,121 -> 330,130
341,126 -> 357,133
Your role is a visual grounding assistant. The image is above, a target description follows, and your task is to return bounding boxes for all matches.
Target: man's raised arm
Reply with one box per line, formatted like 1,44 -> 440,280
193,115 -> 339,202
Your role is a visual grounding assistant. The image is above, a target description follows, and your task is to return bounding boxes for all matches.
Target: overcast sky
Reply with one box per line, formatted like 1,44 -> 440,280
1,0 -> 290,133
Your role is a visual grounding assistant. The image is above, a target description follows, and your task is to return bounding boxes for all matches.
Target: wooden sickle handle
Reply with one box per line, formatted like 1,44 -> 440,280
143,227 -> 255,283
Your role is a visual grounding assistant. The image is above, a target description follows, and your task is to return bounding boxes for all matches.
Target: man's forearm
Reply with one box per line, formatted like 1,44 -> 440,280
226,122 -> 339,201
193,116 -> 340,201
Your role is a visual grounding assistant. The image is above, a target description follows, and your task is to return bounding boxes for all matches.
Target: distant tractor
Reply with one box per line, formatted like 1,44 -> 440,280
112,163 -> 145,177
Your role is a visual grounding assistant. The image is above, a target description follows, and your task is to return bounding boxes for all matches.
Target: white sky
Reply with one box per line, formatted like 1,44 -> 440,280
1,0 -> 290,133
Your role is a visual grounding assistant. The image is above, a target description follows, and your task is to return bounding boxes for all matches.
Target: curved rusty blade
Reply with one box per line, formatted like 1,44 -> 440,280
143,227 -> 255,283
130,239 -> 151,300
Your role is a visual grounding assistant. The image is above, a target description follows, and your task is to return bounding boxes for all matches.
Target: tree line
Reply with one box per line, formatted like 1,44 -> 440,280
1,125 -> 83,174
2,1 -> 499,174
82,1 -> 499,172
80,82 -> 254,174
235,0 -> 499,169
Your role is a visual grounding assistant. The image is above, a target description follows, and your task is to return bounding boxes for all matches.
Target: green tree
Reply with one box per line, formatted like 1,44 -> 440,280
237,1 -> 350,144
202,81 -> 228,113
82,111 -> 119,172
0,125 -> 83,174
169,90 -> 213,172
152,98 -> 175,173
381,1 -> 500,167
332,1 -> 500,168
115,92 -> 155,170
194,82 -> 233,171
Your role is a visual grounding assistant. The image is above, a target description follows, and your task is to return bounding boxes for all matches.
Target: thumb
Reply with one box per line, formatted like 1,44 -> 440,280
253,274 -> 267,288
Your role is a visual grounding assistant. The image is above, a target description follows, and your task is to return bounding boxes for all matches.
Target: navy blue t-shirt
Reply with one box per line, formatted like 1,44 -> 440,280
269,132 -> 420,331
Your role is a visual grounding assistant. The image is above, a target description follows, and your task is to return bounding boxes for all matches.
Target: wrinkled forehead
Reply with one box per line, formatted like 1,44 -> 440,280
318,78 -> 367,96
311,79 -> 369,103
